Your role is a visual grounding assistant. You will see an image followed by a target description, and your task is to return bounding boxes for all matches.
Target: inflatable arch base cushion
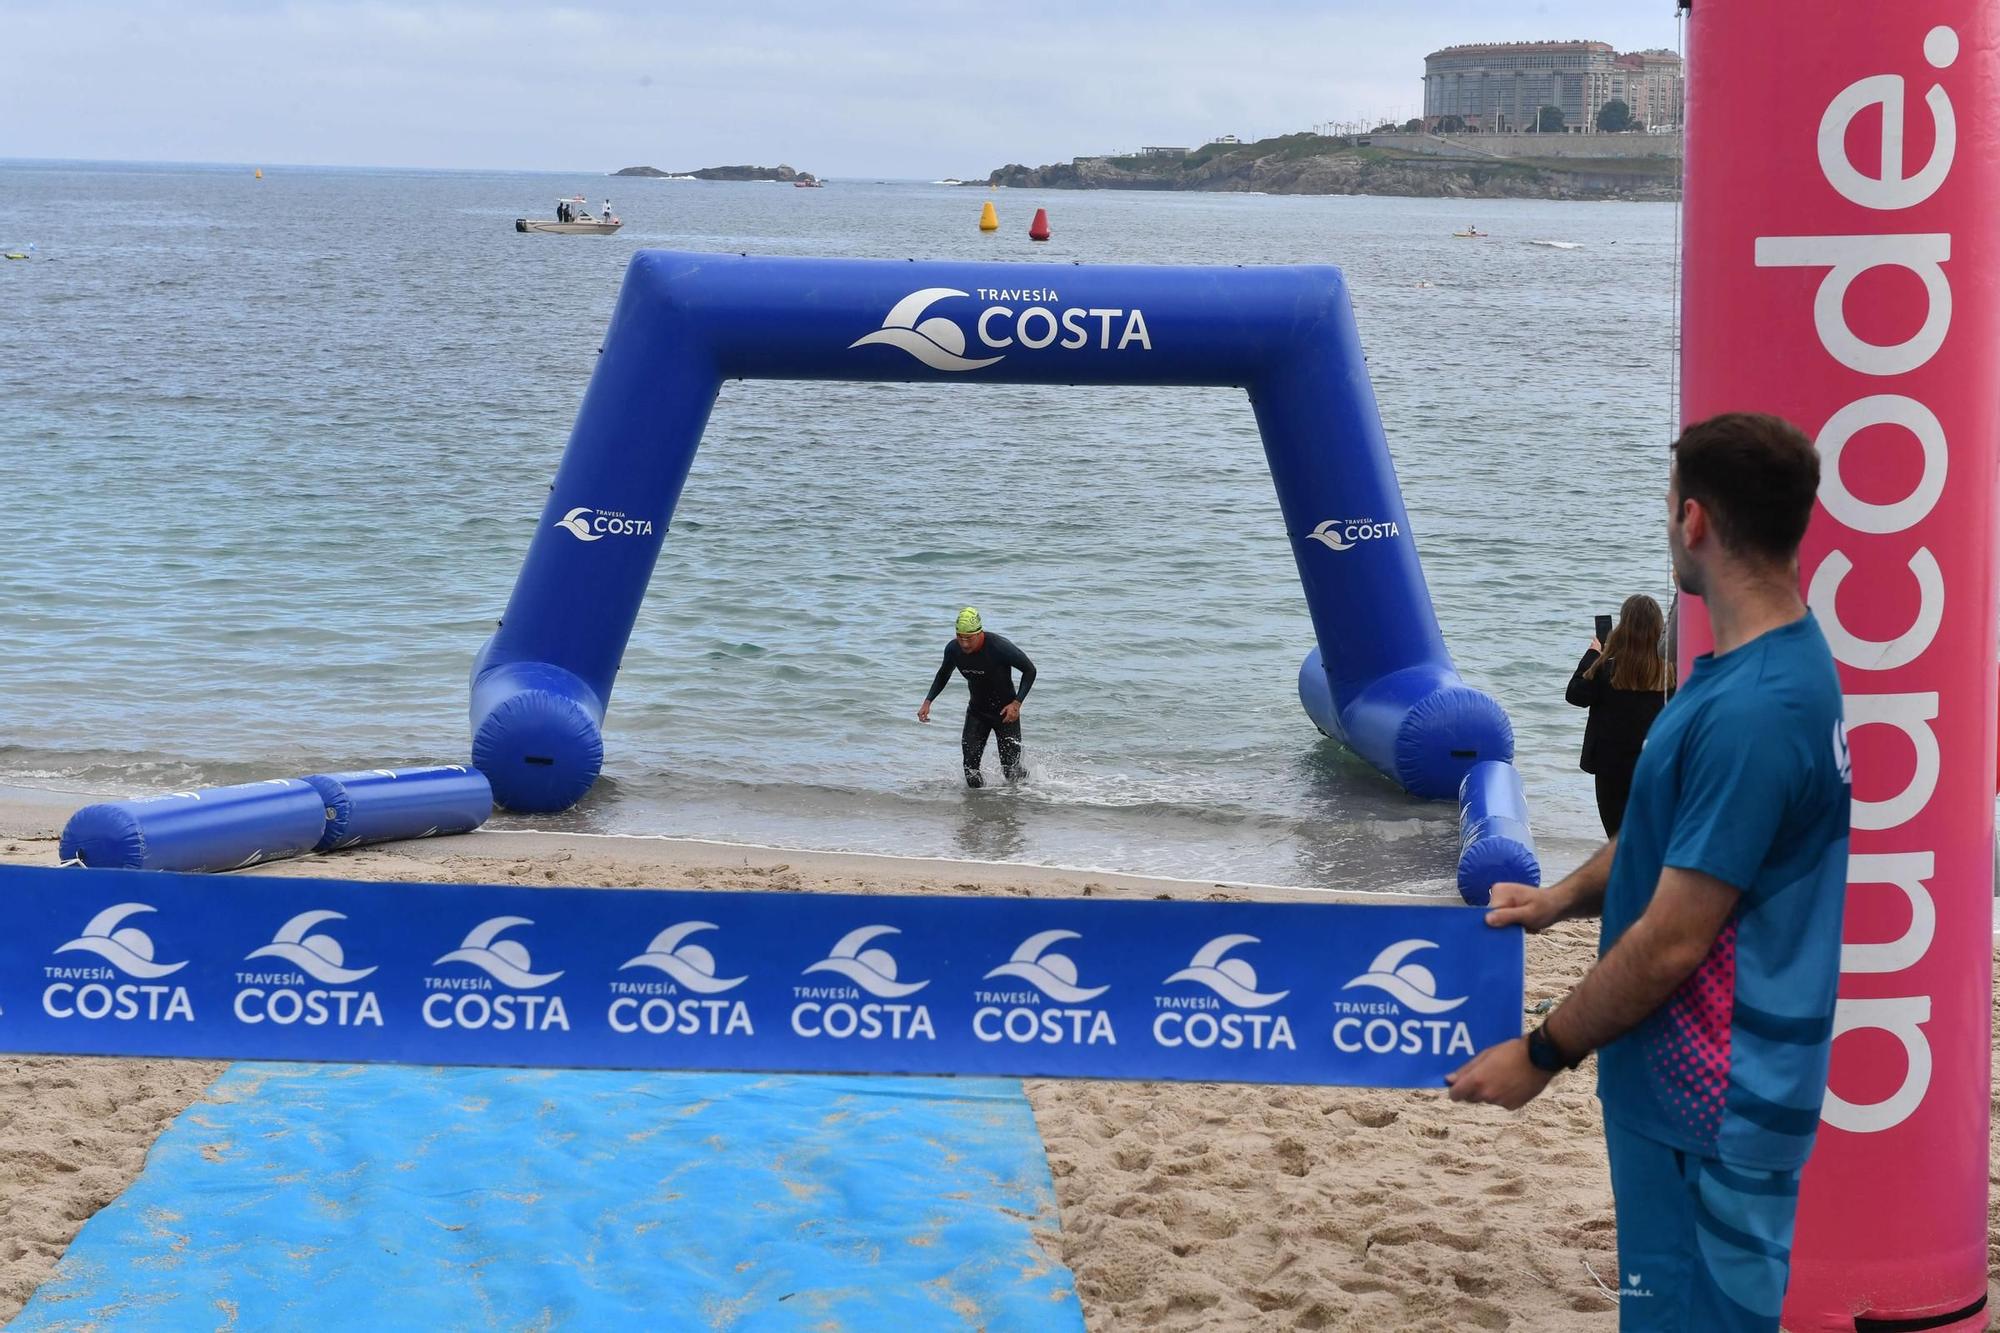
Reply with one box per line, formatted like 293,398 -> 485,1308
470,652 -> 606,814
1298,650 -> 1532,904
1296,648 -> 1514,801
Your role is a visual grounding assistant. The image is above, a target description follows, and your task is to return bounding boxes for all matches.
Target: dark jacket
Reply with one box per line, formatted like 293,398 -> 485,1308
1566,650 -> 1666,776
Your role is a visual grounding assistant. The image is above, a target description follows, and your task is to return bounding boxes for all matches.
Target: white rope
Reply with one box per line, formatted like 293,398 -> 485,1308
1669,4 -> 1687,445
1665,3 -> 1690,688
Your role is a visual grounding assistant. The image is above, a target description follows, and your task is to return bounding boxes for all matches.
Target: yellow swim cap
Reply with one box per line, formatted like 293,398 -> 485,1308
955,607 -> 982,634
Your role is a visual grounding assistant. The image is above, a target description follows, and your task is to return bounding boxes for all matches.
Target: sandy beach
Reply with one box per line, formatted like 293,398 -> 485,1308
1,790 -> 1993,1331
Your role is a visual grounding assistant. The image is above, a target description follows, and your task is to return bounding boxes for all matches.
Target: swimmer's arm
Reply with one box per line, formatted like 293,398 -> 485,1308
1008,644 -> 1036,703
1542,867 -> 1740,1061
1485,838 -> 1615,931
924,649 -> 955,703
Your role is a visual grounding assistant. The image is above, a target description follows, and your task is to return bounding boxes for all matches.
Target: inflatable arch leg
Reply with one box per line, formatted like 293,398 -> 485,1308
1680,5 -> 1995,1327
473,253 -> 1513,814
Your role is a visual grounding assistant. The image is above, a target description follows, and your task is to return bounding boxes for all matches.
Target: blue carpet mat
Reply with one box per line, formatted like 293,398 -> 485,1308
13,1064 -> 1080,1331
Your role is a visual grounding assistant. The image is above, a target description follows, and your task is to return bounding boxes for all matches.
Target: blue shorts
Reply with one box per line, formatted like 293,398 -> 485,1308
1605,1120 -> 1803,1332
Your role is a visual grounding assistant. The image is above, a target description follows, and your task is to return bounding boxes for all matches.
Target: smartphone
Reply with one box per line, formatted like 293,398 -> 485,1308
1595,613 -> 1614,644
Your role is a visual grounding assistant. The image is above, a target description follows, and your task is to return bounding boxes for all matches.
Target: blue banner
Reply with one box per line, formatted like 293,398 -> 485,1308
0,865 -> 1523,1088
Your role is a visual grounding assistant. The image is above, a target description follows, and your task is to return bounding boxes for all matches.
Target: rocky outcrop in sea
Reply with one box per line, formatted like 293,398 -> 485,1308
614,164 -> 805,182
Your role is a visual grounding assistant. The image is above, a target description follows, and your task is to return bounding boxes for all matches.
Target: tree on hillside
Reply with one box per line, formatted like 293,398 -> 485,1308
1402,118 -> 1423,134
1537,104 -> 1566,133
1596,99 -> 1633,133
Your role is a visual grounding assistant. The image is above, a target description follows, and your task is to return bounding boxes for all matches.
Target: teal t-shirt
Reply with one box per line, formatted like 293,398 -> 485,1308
1596,612 -> 1851,1171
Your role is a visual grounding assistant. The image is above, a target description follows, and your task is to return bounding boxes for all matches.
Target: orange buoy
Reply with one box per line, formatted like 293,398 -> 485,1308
978,200 -> 999,232
1028,208 -> 1050,241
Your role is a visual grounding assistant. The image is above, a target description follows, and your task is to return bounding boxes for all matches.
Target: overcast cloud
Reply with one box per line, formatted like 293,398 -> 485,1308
4,1 -> 1683,177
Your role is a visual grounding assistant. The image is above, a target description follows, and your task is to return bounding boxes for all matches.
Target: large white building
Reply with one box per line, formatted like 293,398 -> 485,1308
1423,41 -> 1684,133
1613,49 -> 1685,130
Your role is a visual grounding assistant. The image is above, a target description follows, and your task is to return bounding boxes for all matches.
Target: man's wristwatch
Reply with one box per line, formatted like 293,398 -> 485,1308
1526,1021 -> 1584,1074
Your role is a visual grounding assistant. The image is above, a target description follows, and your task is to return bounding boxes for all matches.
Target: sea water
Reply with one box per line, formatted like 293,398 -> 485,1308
0,161 -> 1680,891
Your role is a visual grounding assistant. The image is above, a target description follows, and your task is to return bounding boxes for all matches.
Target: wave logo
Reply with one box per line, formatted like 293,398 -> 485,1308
434,917 -> 564,989
803,925 -> 929,997
247,910 -> 376,985
1307,519 -> 1355,551
1163,935 -> 1289,1008
1341,940 -> 1466,1015
984,930 -> 1109,1003
56,904 -> 186,979
848,289 -> 1004,372
621,922 -> 746,994
555,506 -> 602,541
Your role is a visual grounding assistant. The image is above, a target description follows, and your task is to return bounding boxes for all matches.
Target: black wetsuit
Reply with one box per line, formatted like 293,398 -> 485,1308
926,632 -> 1037,787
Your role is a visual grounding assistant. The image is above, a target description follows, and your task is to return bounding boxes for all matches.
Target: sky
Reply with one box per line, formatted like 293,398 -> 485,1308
5,1 -> 1683,178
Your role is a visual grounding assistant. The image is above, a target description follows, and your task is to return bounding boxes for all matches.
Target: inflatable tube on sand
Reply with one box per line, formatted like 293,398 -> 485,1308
60,779 -> 325,873
1454,760 -> 1539,907
303,766 -> 493,852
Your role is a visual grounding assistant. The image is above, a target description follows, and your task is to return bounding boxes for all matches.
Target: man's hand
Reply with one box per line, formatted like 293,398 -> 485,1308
1485,883 -> 1563,933
917,700 -> 931,723
1446,1038 -> 1556,1110
1000,701 -> 1022,724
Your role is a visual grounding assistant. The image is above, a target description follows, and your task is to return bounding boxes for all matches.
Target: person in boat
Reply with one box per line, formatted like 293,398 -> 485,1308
916,607 -> 1036,788
601,200 -> 612,222
557,200 -> 570,223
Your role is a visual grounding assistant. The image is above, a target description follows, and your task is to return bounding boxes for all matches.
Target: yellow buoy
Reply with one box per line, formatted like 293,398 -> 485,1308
254,168 -> 263,179
978,200 -> 998,232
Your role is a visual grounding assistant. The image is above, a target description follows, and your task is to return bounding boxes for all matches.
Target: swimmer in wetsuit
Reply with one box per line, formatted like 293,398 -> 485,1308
915,607 -> 1036,787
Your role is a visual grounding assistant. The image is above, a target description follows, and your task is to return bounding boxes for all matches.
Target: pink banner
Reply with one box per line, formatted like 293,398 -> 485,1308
1679,3 -> 1995,1328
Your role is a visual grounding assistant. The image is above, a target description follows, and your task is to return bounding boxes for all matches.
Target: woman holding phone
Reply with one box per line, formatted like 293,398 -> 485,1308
1566,593 -> 1669,836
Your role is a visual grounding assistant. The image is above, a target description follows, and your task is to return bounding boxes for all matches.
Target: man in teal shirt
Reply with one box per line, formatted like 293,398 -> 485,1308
1448,413 -> 1852,1331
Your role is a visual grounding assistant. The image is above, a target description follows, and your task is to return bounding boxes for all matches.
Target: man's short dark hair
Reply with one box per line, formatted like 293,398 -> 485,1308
1672,413 -> 1819,564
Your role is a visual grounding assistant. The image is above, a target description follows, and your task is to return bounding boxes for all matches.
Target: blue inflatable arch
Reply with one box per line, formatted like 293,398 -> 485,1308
473,252 -> 1515,817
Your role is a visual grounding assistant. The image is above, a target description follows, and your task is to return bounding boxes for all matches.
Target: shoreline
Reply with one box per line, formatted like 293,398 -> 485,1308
3,780 -> 1592,903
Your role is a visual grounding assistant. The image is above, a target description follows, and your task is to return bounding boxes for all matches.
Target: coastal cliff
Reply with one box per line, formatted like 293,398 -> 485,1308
984,133 -> 1678,201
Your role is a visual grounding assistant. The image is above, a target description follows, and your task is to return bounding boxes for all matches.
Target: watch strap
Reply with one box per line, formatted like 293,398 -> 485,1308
1528,1021 -> 1583,1073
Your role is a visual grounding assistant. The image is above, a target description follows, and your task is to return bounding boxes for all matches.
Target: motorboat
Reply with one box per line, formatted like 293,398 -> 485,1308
792,174 -> 824,188
516,195 -> 622,234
